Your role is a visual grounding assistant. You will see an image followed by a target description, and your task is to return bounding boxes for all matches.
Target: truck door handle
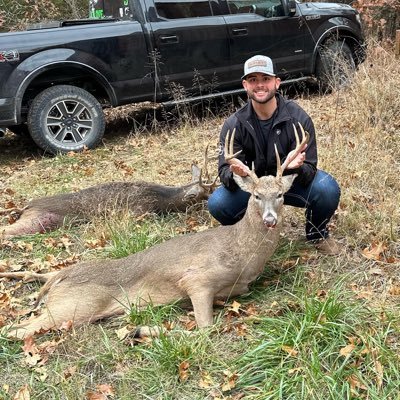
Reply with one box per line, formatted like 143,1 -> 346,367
159,35 -> 179,44
232,28 -> 248,36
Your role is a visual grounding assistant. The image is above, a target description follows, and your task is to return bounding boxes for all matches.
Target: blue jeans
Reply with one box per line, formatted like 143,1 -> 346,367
208,170 -> 340,241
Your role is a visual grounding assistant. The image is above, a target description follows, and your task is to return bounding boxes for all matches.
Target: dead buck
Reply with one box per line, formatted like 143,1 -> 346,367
0,148 -> 218,238
1,125 -> 308,339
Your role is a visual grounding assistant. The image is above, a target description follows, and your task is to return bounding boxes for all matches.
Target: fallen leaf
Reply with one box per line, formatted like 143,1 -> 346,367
388,285 -> 400,295
96,384 -> 114,397
244,303 -> 258,316
33,366 -> 48,382
339,344 -> 355,357
86,391 -> 107,400
22,336 -> 39,357
5,200 -> 16,209
13,385 -> 30,400
115,325 -> 135,340
229,300 -> 241,314
198,371 -> 214,389
362,242 -> 387,261
347,374 -> 367,391
24,353 -> 42,367
179,361 -> 190,382
281,345 -> 298,357
288,367 -> 302,375
221,370 -> 238,392
63,365 -> 77,379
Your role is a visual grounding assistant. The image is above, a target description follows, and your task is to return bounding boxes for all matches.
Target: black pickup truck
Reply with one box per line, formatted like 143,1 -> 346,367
0,0 -> 366,154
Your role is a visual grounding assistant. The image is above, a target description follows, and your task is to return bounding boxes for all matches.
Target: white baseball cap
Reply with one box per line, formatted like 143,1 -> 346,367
242,55 -> 276,80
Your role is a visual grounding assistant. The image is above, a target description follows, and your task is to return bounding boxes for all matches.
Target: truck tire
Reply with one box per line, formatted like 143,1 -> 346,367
27,85 -> 105,154
315,40 -> 356,91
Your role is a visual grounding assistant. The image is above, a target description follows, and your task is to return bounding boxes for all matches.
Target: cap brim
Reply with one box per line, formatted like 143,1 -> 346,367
241,72 -> 276,80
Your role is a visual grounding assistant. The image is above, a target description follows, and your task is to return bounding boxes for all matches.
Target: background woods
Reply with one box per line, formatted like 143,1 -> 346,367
0,0 -> 88,31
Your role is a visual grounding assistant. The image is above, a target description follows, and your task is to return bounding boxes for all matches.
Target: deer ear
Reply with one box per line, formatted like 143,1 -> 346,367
282,174 -> 297,193
191,164 -> 201,181
232,174 -> 256,193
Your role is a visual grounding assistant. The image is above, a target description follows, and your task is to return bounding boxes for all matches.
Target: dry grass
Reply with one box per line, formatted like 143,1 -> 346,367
295,42 -> 400,249
1,39 -> 399,280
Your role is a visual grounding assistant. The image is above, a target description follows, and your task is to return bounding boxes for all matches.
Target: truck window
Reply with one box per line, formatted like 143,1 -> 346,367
227,0 -> 285,17
89,0 -> 133,19
155,0 -> 214,19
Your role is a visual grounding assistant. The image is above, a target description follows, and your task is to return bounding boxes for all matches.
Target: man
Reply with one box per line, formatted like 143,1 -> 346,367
208,55 -> 341,255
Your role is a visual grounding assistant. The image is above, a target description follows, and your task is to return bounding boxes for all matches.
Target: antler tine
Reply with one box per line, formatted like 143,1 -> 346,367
275,143 -> 283,179
203,143 -> 210,183
224,129 -> 242,161
199,143 -> 220,191
278,123 -> 310,175
224,129 -> 259,182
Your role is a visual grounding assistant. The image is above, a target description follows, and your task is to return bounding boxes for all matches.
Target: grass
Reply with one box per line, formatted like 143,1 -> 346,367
0,41 -> 399,399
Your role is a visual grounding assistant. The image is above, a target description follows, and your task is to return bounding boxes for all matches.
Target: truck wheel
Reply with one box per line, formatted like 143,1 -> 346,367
27,85 -> 105,154
315,40 -> 356,91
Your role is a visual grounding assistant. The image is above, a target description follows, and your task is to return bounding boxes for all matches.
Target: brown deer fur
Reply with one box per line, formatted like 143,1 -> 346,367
1,127 -> 308,339
1,172 -> 296,339
0,164 -> 213,238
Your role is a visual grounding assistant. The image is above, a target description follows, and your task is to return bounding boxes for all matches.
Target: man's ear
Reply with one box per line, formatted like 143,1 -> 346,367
233,174 -> 256,193
282,174 -> 297,193
275,77 -> 281,90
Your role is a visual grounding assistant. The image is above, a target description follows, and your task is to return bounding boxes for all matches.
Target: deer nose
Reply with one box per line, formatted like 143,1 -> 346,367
263,214 -> 277,228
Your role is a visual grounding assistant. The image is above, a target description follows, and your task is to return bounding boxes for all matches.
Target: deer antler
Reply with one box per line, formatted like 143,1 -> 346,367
224,129 -> 259,183
275,123 -> 309,179
199,143 -> 220,191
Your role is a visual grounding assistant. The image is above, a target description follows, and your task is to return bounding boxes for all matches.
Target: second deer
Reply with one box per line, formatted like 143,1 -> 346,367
1,125 -> 308,339
0,147 -> 218,238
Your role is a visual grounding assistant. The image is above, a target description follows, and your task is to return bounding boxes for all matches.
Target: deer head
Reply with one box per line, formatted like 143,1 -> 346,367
183,144 -> 220,202
224,124 -> 309,228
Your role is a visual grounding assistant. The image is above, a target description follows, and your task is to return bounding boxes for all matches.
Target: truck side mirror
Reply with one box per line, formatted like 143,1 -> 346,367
287,0 -> 297,16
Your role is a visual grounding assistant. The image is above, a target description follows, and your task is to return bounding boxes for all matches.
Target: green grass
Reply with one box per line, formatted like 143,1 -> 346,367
232,283 -> 400,399
105,214 -> 179,259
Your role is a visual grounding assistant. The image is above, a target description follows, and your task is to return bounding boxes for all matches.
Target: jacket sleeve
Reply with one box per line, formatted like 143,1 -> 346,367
288,115 -> 318,186
217,118 -> 247,191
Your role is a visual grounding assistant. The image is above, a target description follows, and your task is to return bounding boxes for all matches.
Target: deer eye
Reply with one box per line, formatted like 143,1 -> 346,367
254,193 -> 261,200
277,192 -> 283,199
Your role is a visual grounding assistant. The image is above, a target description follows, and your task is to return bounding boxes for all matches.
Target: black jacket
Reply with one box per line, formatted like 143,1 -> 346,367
218,93 -> 318,190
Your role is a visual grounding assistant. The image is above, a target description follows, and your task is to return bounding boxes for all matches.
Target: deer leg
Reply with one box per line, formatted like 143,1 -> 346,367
1,210 -> 64,237
7,312 -> 61,340
0,271 -> 57,283
189,290 -> 214,328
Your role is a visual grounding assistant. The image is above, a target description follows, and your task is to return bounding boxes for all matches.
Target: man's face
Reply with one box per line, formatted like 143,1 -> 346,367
242,73 -> 281,104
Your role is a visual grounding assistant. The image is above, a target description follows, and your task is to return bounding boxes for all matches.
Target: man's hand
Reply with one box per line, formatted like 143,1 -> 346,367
230,164 -> 250,177
286,143 -> 307,169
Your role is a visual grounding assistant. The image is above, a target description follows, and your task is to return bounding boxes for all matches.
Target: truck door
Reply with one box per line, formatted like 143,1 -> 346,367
144,0 -> 231,100
223,0 -> 305,81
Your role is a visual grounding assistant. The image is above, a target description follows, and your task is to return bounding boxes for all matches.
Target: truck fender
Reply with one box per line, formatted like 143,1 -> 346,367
310,20 -> 363,71
6,48 -> 116,122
